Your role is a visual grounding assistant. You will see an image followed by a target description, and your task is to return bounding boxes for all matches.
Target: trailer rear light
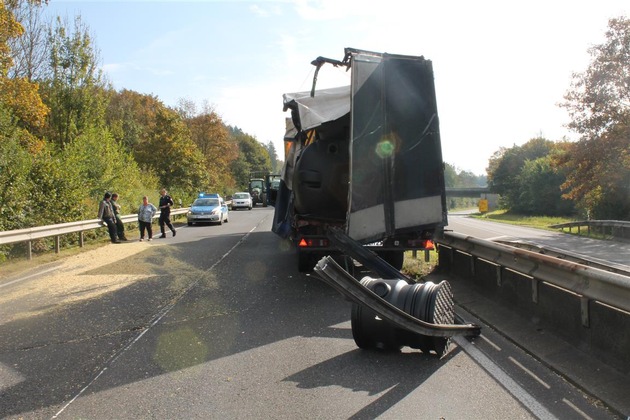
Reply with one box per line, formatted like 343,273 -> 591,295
298,238 -> 329,248
406,239 -> 435,250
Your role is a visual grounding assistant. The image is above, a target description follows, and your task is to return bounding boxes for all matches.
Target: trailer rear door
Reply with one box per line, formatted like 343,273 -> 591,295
347,51 -> 447,243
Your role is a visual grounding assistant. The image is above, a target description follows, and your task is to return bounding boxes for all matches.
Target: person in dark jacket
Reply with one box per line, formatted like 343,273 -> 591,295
158,188 -> 176,238
111,193 -> 128,241
98,192 -> 120,243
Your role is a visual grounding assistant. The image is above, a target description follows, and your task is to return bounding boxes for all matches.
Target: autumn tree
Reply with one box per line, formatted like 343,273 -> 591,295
134,106 -> 208,194
7,0 -> 49,81
559,16 -> 630,219
0,0 -> 48,150
179,101 -> 238,193
106,89 -> 161,151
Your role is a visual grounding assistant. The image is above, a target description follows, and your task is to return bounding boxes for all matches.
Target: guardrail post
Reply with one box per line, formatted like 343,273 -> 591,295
424,249 -> 430,262
27,240 -> 32,260
411,250 -> 417,259
55,236 -> 60,254
580,297 -> 590,327
531,278 -> 539,303
79,231 -> 84,248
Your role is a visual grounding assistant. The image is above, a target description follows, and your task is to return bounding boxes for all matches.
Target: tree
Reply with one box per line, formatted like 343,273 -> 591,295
134,107 -> 208,192
41,15 -> 109,146
487,137 -> 556,209
487,137 -> 575,215
266,141 -> 279,172
181,102 -> 238,192
7,0 -> 50,81
0,0 -> 48,151
106,89 -> 161,152
0,104 -> 33,232
559,16 -> 630,219
514,155 -> 575,216
229,128 -> 272,189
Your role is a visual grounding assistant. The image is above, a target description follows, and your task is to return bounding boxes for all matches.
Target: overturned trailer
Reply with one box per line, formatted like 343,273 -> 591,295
270,48 -> 480,355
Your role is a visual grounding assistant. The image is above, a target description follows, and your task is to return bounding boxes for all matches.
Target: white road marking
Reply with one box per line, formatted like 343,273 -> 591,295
508,356 -> 551,389
454,337 -> 557,420
0,266 -> 60,289
53,225 -> 259,418
562,398 -> 593,420
479,333 -> 502,351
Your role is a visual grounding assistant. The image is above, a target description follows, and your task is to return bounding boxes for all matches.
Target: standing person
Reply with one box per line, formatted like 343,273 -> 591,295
111,193 -> 129,241
137,196 -> 158,241
158,188 -> 176,238
98,192 -> 120,244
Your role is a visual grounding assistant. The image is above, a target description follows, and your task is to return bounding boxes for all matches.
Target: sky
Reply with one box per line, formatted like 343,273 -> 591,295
41,0 -> 629,175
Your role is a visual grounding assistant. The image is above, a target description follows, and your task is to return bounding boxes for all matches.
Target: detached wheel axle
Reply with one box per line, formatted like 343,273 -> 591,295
351,278 -> 454,357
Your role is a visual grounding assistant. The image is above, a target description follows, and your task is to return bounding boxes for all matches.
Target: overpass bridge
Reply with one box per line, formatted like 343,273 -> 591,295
445,187 -> 491,197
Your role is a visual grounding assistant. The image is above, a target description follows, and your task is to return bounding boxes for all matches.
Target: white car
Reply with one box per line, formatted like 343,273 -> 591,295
231,192 -> 253,210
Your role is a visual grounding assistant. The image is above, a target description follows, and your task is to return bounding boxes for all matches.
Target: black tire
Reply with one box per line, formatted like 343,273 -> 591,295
262,193 -> 268,207
297,250 -> 313,272
187,222 -> 193,226
351,304 -> 374,349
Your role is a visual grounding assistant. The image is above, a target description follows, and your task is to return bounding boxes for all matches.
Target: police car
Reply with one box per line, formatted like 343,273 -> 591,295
187,193 -> 229,225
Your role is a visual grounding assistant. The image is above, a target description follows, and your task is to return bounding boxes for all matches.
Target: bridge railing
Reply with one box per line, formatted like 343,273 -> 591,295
0,208 -> 189,260
437,231 -> 630,374
550,220 -> 630,241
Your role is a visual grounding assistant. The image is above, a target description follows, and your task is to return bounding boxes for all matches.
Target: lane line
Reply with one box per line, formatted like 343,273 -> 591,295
508,356 -> 551,389
479,334 -> 502,351
454,337 -> 557,419
562,398 -> 593,420
53,224 -> 260,418
0,266 -> 60,289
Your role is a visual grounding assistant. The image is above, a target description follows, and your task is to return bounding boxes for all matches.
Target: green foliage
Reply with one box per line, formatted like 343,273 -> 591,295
513,156 -> 575,216
229,127 -> 272,190
42,15 -> 108,146
487,137 -> 576,216
134,107 -> 208,192
0,105 -> 33,231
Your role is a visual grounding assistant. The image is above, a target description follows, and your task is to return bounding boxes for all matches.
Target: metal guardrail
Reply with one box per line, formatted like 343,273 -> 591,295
437,231 -> 630,375
0,208 -> 190,260
550,220 -> 630,241
437,231 -> 630,317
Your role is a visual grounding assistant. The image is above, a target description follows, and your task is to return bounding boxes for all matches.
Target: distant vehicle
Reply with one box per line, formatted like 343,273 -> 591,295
187,194 -> 229,225
231,192 -> 253,210
248,175 -> 267,207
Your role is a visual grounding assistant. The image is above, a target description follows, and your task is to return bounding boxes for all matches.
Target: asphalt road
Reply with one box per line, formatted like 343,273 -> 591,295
446,212 -> 630,269
0,208 -> 620,419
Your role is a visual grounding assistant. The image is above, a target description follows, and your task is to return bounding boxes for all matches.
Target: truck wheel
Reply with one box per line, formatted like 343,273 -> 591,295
377,251 -> 405,270
297,251 -> 313,272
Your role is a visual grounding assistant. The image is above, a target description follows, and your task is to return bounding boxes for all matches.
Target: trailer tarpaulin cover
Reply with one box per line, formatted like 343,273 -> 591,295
347,52 -> 447,243
283,86 -> 350,133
